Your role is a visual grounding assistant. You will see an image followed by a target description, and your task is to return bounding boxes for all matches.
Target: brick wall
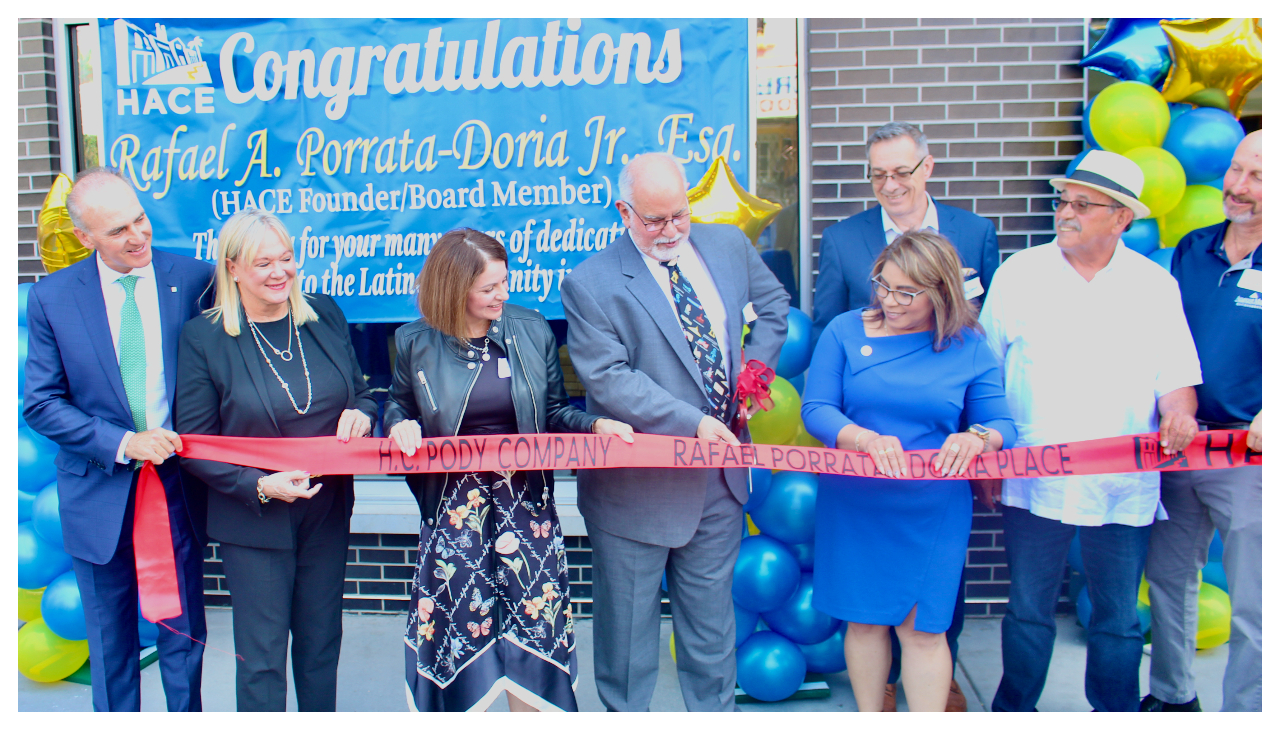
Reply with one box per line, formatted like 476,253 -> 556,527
18,18 -> 61,285
806,18 -> 1087,616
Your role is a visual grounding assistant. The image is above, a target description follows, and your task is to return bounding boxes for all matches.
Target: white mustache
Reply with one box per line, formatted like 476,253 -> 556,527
1057,220 -> 1081,232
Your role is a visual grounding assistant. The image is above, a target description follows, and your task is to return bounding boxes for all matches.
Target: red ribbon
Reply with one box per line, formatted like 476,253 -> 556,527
134,462 -> 183,622
735,359 -> 776,422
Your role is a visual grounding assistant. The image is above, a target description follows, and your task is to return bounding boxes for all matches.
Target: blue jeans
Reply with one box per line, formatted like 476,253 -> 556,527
993,506 -> 1150,712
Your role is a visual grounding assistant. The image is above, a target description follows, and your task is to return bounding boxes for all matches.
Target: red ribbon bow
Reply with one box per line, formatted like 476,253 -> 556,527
736,359 -> 776,422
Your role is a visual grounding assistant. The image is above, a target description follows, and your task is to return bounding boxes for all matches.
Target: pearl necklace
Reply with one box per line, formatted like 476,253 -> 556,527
247,309 -> 313,414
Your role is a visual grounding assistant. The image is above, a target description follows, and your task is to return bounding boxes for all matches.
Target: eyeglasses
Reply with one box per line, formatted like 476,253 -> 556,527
869,156 -> 927,186
1052,197 -> 1124,215
621,200 -> 691,232
872,276 -> 923,306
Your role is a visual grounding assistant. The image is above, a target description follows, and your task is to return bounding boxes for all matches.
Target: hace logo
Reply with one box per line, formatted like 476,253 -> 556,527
113,19 -> 211,86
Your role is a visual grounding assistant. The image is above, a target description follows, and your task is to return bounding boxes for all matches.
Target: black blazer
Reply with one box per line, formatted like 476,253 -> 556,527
174,293 -> 377,550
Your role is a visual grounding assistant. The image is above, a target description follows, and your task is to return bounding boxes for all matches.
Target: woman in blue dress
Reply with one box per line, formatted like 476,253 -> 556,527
802,231 -> 1016,712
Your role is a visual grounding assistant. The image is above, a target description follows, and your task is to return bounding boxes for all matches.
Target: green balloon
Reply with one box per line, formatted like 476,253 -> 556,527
1195,582 -> 1232,650
1159,185 -> 1226,248
1124,146 -> 1186,219
1091,81 -> 1171,153
17,618 -> 90,682
749,377 -> 801,446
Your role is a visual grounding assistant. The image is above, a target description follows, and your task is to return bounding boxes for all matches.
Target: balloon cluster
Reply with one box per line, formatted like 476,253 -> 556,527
1068,529 -> 1230,650
1077,18 -> 1255,265
18,285 -> 160,682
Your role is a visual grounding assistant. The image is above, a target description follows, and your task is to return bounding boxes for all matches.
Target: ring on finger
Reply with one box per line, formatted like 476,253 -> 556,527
949,442 -> 961,452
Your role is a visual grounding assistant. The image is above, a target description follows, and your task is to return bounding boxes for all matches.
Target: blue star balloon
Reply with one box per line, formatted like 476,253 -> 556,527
1080,18 -> 1175,87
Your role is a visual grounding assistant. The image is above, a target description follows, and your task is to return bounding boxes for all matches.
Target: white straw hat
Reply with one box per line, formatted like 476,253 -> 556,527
1049,150 -> 1150,219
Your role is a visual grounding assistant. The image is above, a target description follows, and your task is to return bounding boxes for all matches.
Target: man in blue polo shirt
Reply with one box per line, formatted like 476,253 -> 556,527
1143,130 -> 1262,713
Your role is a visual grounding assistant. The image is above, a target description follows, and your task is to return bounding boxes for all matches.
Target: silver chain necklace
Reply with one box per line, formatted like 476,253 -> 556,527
247,308 -> 313,414
468,336 -> 491,362
248,311 -> 294,361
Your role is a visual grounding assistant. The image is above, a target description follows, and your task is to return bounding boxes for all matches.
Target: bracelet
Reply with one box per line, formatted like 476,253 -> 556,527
853,429 -> 877,452
256,475 -> 272,504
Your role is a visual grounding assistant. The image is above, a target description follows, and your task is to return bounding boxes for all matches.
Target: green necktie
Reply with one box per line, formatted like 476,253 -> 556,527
117,276 -> 149,461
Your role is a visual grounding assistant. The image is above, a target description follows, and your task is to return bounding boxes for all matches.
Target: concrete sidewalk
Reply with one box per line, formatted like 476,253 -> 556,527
18,608 -> 1229,712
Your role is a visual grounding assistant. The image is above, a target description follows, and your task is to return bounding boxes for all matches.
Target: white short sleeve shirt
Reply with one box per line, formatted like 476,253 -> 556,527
978,240 -> 1202,526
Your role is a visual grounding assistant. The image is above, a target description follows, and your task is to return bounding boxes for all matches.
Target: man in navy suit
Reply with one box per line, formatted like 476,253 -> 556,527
812,121 -> 1001,340
23,168 -> 213,711
811,122 -> 1001,711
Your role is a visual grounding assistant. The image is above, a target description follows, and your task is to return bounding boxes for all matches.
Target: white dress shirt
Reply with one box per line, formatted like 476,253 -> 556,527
978,240 -> 1202,527
97,253 -> 170,463
632,235 -> 731,360
881,194 -> 940,245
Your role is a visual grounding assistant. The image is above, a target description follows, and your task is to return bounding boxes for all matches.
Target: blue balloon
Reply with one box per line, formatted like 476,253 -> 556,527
19,282 -> 33,326
32,482 -> 63,550
736,631 -> 807,702
798,624 -> 847,674
1067,528 -> 1084,574
775,307 -> 814,379
1146,247 -> 1174,272
735,601 -> 760,647
743,467 -> 774,514
18,426 -> 58,494
139,618 -> 160,648
1076,586 -> 1093,629
19,491 -> 38,523
1201,561 -> 1229,594
1065,148 -> 1092,178
18,522 -> 73,590
1204,176 -> 1225,190
1121,218 -> 1161,256
733,535 -> 801,613
1168,102 -> 1194,123
41,571 -> 87,641
750,471 -> 817,545
763,573 -> 841,645
19,324 -> 29,392
786,372 -> 805,398
1208,530 -> 1224,562
1163,107 -> 1246,184
19,397 -> 26,428
661,570 -> 668,593
1082,97 -> 1098,149
1079,18 -> 1174,86
786,542 -> 815,571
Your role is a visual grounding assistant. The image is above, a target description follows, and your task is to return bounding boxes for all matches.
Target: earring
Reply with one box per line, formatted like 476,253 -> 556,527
233,277 -> 239,282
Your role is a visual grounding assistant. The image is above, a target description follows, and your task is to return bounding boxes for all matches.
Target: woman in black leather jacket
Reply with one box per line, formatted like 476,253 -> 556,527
385,229 -> 632,712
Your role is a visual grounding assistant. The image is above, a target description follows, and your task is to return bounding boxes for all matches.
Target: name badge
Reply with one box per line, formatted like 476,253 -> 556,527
963,276 -> 984,300
497,357 -> 512,379
1238,267 -> 1261,292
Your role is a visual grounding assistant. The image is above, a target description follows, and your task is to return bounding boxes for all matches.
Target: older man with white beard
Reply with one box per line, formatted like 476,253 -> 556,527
1142,130 -> 1263,713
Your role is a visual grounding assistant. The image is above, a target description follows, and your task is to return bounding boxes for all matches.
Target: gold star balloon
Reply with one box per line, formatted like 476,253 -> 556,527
38,173 -> 91,274
687,156 -> 782,245
1160,18 -> 1262,118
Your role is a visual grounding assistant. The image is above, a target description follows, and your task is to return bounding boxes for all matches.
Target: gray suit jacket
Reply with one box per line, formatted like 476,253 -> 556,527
562,222 -> 789,547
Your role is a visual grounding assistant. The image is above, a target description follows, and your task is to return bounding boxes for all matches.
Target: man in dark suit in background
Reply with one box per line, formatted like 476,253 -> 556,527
811,122 -> 1002,711
23,168 -> 213,711
562,152 -> 789,711
812,121 -> 1000,340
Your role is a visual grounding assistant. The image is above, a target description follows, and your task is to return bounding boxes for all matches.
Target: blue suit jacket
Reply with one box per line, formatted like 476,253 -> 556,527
23,249 -> 214,565
812,202 -> 1000,340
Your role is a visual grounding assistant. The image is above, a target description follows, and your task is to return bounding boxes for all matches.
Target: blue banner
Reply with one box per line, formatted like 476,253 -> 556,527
99,18 -> 749,321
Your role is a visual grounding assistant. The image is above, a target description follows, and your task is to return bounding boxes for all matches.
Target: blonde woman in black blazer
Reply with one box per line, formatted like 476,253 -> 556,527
175,209 -> 376,712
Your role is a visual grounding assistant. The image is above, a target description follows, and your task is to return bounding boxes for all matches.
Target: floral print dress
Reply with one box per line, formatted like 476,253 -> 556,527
404,341 -> 577,712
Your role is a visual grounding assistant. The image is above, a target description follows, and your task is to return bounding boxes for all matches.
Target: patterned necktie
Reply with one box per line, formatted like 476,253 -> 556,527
117,275 -> 149,465
661,259 -> 732,423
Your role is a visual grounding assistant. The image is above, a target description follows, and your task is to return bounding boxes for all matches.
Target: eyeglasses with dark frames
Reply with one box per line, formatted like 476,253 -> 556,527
871,276 -> 923,306
1052,197 -> 1124,214
620,200 -> 691,232
868,156 -> 928,186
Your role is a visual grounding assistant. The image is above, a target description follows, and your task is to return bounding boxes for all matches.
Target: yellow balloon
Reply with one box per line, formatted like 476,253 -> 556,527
745,514 -> 762,536
669,631 -> 678,665
1158,185 -> 1227,248
38,173 -> 92,275
1123,147 -> 1186,219
687,156 -> 782,245
1160,18 -> 1262,118
748,377 -> 800,445
791,425 -> 823,449
1196,582 -> 1232,650
19,587 -> 46,623
1090,81 -> 1171,153
1138,575 -> 1150,606
17,618 -> 90,682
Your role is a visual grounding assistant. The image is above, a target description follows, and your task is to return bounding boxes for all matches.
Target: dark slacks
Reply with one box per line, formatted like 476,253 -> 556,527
219,483 -> 349,711
587,470 -> 742,711
70,463 -> 206,712
993,505 -> 1150,712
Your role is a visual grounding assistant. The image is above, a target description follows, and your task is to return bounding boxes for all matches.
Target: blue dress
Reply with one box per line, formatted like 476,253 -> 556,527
801,310 -> 1016,633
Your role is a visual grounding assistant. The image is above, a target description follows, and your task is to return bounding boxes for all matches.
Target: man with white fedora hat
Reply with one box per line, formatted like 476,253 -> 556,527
976,149 -> 1203,711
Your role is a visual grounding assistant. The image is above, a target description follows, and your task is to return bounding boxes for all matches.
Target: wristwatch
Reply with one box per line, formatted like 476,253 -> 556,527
966,424 -> 992,447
